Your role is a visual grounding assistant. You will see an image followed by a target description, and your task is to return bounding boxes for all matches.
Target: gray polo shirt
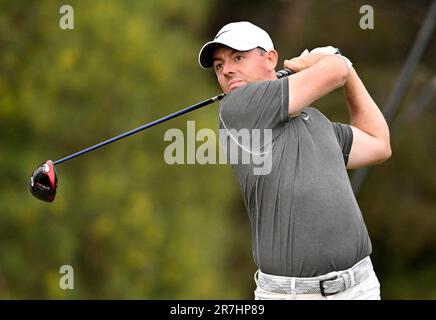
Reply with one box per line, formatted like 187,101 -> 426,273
219,77 -> 372,277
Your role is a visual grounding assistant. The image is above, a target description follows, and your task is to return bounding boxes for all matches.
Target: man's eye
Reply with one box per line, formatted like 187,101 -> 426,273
214,63 -> 223,71
235,55 -> 244,62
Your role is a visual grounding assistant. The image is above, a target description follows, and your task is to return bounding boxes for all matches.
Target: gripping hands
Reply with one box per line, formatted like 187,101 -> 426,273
284,46 -> 352,73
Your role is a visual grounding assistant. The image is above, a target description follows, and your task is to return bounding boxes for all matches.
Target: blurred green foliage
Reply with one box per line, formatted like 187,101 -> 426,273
0,0 -> 244,299
0,0 -> 435,299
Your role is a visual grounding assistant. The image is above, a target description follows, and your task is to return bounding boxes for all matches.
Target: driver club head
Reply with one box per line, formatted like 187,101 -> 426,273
29,160 -> 58,202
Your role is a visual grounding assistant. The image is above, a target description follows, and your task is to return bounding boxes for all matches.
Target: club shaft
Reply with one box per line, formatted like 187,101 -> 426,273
53,94 -> 224,165
53,69 -> 293,166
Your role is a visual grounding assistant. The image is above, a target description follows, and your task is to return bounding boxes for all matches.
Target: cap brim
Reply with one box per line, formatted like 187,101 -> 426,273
198,40 -> 257,69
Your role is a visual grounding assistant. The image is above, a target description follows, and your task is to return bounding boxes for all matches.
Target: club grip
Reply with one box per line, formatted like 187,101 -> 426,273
276,68 -> 293,78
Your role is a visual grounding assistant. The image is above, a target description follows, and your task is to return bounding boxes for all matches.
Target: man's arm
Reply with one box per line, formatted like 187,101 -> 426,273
344,68 -> 392,169
285,54 -> 349,116
284,49 -> 391,168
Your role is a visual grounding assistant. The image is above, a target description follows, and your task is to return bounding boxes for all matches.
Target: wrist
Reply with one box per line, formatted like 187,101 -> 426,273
319,55 -> 350,74
337,55 -> 353,70
316,55 -> 349,87
344,67 -> 358,88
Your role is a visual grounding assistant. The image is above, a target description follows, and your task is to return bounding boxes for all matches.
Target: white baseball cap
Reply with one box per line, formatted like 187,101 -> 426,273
198,21 -> 274,69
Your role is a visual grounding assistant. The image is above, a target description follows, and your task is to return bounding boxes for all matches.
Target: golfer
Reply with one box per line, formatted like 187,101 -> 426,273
198,22 -> 391,300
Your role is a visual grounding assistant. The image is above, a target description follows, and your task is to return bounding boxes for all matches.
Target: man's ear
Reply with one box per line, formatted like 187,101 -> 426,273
266,49 -> 278,71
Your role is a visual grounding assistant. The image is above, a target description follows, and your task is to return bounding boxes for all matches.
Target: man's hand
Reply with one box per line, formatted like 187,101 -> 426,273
284,46 -> 338,72
284,46 -> 351,73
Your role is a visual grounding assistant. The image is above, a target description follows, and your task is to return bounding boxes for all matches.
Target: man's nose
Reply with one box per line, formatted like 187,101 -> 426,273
222,61 -> 235,76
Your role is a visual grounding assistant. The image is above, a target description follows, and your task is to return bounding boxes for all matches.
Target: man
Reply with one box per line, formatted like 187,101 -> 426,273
198,21 -> 391,300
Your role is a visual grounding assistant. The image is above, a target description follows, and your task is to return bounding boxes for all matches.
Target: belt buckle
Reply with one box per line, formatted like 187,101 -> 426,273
319,275 -> 339,296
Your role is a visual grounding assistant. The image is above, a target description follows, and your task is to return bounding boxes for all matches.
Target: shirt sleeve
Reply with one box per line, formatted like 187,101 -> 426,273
331,122 -> 353,166
219,77 -> 289,141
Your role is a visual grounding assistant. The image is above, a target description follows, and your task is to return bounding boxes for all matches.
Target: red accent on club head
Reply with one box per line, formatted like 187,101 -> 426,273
46,160 -> 56,189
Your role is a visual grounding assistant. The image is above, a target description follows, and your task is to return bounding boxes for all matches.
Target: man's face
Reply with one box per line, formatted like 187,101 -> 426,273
212,46 -> 277,93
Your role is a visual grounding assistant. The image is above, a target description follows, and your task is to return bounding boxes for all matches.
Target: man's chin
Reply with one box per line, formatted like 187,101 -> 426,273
228,82 -> 245,92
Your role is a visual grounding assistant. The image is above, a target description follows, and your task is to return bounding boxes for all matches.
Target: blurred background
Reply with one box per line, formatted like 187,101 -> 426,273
0,0 -> 435,299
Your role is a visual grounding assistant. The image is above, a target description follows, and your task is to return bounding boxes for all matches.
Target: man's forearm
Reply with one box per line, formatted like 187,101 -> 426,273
287,55 -> 349,116
344,68 -> 391,151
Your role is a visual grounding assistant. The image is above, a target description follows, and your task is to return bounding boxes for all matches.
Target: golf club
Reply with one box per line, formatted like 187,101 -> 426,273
29,68 -> 293,202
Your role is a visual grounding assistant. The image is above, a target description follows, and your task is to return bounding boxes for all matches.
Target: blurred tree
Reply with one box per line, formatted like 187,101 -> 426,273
0,0 -> 242,299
